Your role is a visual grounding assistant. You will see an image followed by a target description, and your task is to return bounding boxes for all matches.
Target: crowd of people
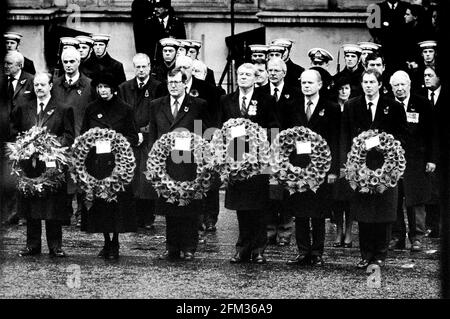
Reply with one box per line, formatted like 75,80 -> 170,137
0,0 -> 446,270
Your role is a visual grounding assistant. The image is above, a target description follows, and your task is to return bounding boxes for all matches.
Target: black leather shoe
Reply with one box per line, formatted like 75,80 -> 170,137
230,252 -> 250,264
183,252 -> 194,261
18,247 -> 41,257
98,246 -> 110,258
159,250 -> 180,261
311,255 -> 324,267
372,259 -> 385,267
356,259 -> 370,269
286,255 -> 311,266
49,248 -> 67,258
109,244 -> 119,260
252,253 -> 267,264
388,238 -> 405,250
410,240 -> 422,252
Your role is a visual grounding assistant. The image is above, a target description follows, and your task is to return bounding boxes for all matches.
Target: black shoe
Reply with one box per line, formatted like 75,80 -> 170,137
388,238 -> 405,250
252,253 -> 267,264
230,252 -> 250,264
343,242 -> 353,248
18,218 -> 26,226
183,252 -> 194,261
49,248 -> 67,258
286,255 -> 311,266
159,250 -> 181,261
144,224 -> 154,230
278,238 -> 290,247
18,247 -> 41,257
410,240 -> 422,252
110,244 -> 119,259
98,246 -> 110,258
356,259 -> 370,269
310,255 -> 324,267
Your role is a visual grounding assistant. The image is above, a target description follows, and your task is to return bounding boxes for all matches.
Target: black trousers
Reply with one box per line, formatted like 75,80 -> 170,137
165,213 -> 199,254
295,217 -> 325,257
136,198 -> 155,226
236,210 -> 268,256
426,204 -> 441,235
267,200 -> 294,242
358,222 -> 391,262
26,218 -> 62,251
200,187 -> 220,228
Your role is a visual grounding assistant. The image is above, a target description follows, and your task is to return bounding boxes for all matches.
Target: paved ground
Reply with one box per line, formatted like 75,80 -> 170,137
0,191 -> 441,299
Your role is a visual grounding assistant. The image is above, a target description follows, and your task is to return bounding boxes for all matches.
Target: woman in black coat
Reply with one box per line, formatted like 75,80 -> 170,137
80,73 -> 139,259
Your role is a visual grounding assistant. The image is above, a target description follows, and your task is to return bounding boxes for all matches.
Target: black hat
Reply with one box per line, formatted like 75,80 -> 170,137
154,0 -> 171,8
333,75 -> 352,89
91,73 -> 119,92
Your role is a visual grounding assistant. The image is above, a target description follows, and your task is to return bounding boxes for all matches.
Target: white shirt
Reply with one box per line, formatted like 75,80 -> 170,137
304,94 -> 320,116
365,94 -> 380,121
388,1 -> 398,9
395,95 -> 410,112
270,82 -> 284,97
239,88 -> 254,111
65,72 -> 80,85
160,16 -> 169,28
170,93 -> 186,115
428,86 -> 441,105
37,95 -> 51,114
9,70 -> 21,91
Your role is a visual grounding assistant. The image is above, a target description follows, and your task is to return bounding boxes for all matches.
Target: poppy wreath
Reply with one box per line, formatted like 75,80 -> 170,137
145,130 -> 214,206
210,118 -> 270,187
344,129 -> 406,194
269,126 -> 332,194
6,126 -> 70,197
71,127 -> 136,202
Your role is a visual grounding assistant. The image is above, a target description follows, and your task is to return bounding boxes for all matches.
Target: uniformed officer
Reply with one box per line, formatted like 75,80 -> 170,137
418,40 -> 437,68
186,39 -> 216,86
308,48 -> 334,97
75,35 -> 94,74
4,31 -> 36,75
270,38 -> 305,87
333,44 -> 364,98
358,41 -> 382,66
83,34 -> 126,85
60,37 -> 80,51
176,39 -> 191,57
249,44 -> 269,64
151,37 -> 179,83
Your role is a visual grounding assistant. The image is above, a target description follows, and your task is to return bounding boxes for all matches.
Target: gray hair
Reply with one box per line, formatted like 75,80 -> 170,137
389,70 -> 411,85
237,63 -> 259,76
61,46 -> 81,62
267,57 -> 287,73
5,51 -> 24,68
133,53 -> 151,66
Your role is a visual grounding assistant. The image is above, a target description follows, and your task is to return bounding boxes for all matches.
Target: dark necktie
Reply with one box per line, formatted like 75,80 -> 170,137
172,99 -> 179,119
273,87 -> 279,102
306,99 -> 313,121
241,96 -> 248,116
138,82 -> 144,89
430,91 -> 435,107
68,79 -> 73,86
367,101 -> 374,122
37,102 -> 45,124
7,76 -> 14,100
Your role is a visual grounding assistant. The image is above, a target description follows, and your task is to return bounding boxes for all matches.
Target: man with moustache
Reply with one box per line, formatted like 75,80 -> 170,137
11,72 -> 74,257
220,63 -> 279,264
119,53 -> 165,230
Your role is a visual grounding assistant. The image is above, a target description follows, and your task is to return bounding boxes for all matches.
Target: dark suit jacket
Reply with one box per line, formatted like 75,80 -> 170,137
188,76 -> 223,129
397,94 -> 436,206
340,94 -> 407,222
82,53 -> 126,86
147,94 -> 208,212
23,56 -> 36,75
285,59 -> 305,87
10,96 -> 74,221
52,73 -> 96,137
205,68 -> 216,87
281,95 -> 341,218
118,76 -> 165,198
219,89 -> 279,210
7,71 -> 34,113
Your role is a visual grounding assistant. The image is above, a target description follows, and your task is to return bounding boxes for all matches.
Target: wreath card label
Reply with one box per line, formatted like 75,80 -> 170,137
296,141 -> 312,154
45,161 -> 57,168
174,137 -> 191,151
365,135 -> 380,150
230,124 -> 246,138
96,140 -> 111,154
406,112 -> 419,123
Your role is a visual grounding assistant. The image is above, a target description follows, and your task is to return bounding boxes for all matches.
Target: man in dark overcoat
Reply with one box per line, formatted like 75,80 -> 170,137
148,67 -> 209,261
333,44 -> 364,98
219,63 -> 279,264
258,57 -> 301,247
10,72 -> 74,257
340,69 -> 407,269
281,69 -> 340,267
118,53 -> 165,229
388,71 -> 436,251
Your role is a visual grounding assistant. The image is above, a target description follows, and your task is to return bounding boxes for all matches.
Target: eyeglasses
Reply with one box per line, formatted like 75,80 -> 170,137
168,80 -> 183,85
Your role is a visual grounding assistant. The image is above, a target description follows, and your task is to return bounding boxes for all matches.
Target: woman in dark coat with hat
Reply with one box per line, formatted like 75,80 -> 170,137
80,73 -> 139,259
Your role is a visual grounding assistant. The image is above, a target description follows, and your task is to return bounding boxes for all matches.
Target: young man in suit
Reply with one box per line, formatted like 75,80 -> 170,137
148,67 -> 209,261
388,71 -> 436,252
11,72 -> 74,257
340,69 -> 407,269
219,63 -> 279,264
283,69 -> 340,267
119,53 -> 165,230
